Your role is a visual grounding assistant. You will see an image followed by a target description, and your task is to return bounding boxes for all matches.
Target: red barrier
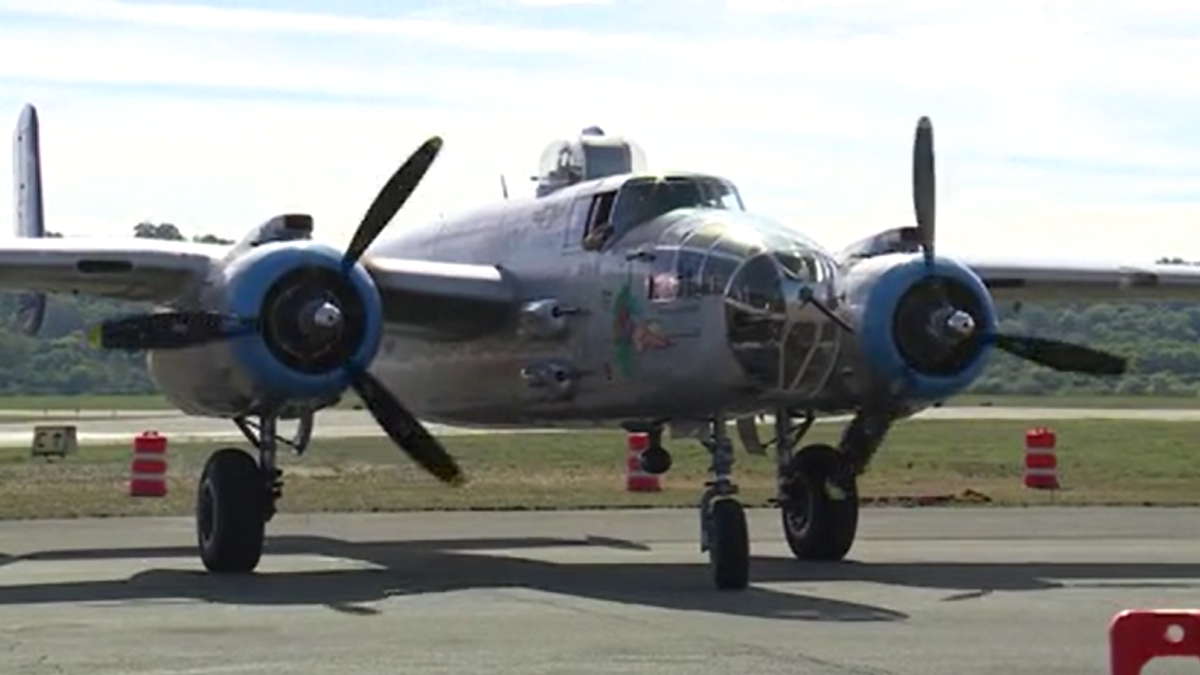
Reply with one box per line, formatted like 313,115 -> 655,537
1111,609 -> 1200,675
1023,427 -> 1059,490
129,430 -> 167,497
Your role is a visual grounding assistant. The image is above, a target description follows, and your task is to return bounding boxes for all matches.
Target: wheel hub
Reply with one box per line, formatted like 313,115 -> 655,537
782,475 -> 815,533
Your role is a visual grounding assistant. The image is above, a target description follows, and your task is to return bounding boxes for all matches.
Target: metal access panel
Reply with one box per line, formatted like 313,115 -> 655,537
30,425 -> 78,459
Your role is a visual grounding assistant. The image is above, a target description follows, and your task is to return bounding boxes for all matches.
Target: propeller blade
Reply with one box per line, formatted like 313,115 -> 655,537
348,367 -> 465,486
912,116 -> 936,270
89,311 -> 256,350
991,333 -> 1128,376
341,136 -> 444,269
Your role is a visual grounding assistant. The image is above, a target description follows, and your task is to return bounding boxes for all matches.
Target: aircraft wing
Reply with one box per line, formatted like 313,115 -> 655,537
362,256 -> 521,341
7,102 -> 227,333
0,237 -> 223,301
960,253 -> 1200,302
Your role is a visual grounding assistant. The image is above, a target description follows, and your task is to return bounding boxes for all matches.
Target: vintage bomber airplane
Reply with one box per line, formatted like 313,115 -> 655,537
9,103 -> 1200,590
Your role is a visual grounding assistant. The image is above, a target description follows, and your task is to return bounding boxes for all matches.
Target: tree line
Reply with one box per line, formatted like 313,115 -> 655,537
0,223 -> 1196,397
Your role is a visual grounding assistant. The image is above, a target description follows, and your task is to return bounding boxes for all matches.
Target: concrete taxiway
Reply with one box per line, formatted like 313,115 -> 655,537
0,507 -> 1196,675
2,405 -> 1199,447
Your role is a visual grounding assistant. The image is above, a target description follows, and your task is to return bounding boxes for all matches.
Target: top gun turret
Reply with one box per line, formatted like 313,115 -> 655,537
533,125 -> 648,197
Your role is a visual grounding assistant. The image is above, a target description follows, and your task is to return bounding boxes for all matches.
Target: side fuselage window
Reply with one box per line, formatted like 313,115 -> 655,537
581,190 -> 617,251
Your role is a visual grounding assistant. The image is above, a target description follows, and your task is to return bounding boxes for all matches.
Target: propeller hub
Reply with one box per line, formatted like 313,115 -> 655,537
944,309 -> 976,339
261,265 -> 367,375
893,275 -> 989,377
307,300 -> 343,331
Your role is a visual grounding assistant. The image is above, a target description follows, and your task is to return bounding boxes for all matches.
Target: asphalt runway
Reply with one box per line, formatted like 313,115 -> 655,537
3,405 -> 1200,447
0,507 -> 1196,675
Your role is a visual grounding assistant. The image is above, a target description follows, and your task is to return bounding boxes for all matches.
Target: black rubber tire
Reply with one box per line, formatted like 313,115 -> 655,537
196,448 -> 267,574
708,498 -> 750,590
780,443 -> 859,561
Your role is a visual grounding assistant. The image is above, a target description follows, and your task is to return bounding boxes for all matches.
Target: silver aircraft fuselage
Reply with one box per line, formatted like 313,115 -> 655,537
363,171 -> 871,428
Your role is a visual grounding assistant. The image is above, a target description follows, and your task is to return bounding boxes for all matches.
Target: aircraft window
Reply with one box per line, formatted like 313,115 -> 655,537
700,178 -> 745,210
753,227 -> 826,281
680,222 -> 725,253
648,246 -> 680,302
726,253 -> 785,314
658,219 -> 695,246
675,249 -> 706,297
583,144 -> 633,179
581,191 -> 617,250
710,228 -> 766,261
775,251 -> 819,282
611,177 -> 707,231
700,254 -> 741,296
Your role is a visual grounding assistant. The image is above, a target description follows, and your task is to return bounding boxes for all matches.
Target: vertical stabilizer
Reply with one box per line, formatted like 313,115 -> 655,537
12,104 -> 46,335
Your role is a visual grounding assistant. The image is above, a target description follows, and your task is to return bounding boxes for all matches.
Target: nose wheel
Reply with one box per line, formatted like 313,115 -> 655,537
697,413 -> 751,590
703,496 -> 750,589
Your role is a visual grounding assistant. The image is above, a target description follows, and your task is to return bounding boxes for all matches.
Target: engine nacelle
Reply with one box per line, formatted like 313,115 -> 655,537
147,240 -> 384,418
840,252 -> 998,403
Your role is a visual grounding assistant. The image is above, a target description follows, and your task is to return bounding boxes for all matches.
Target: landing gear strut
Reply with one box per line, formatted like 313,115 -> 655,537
196,413 -> 311,573
698,413 -> 750,590
771,407 -> 892,562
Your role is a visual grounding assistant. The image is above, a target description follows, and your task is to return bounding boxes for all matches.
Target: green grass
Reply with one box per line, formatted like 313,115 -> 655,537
3,418 -> 1200,520
0,393 -> 1195,412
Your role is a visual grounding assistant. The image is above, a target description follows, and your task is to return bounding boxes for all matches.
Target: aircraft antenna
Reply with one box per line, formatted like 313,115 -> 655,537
500,174 -> 509,200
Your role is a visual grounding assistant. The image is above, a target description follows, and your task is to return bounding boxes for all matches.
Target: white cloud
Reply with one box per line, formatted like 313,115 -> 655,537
0,0 -> 1196,260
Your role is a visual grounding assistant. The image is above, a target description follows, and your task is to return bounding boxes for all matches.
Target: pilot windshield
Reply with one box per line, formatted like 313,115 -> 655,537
611,176 -> 744,233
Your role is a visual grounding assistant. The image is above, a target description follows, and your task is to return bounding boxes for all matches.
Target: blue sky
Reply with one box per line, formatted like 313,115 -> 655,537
0,0 -> 1198,259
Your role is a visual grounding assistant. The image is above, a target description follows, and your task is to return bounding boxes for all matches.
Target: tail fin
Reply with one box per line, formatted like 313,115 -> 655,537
12,104 -> 46,335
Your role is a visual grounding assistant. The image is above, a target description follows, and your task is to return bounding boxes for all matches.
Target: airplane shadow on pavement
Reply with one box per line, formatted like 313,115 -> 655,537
0,535 -> 1196,620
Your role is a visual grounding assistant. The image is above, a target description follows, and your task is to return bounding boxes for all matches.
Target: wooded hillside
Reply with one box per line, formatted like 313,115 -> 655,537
1,224 -> 1195,397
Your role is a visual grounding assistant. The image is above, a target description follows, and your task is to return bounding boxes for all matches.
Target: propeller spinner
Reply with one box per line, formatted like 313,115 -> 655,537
91,136 -> 466,486
906,117 -> 1127,378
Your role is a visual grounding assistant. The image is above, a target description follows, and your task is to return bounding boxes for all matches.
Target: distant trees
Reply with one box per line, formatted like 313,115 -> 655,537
132,221 -> 233,245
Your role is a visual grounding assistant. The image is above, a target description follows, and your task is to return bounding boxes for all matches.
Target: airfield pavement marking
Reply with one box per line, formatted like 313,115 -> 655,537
0,507 -> 1195,675
0,405 -> 1198,447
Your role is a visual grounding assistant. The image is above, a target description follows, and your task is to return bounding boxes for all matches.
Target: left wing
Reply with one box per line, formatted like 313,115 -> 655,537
959,252 -> 1200,303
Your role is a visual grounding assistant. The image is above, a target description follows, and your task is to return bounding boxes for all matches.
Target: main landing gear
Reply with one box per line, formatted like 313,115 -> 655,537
773,407 -> 891,563
195,413 -> 312,573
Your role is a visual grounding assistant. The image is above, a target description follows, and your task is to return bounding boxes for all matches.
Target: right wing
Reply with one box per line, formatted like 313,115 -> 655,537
0,236 -> 222,301
12,103 -> 515,342
362,256 -> 521,341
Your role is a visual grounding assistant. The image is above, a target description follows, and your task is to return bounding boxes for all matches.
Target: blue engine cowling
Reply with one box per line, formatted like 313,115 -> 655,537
147,240 -> 384,418
840,252 -> 998,403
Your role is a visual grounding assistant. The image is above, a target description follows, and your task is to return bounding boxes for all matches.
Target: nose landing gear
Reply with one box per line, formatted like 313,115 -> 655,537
697,413 -> 750,590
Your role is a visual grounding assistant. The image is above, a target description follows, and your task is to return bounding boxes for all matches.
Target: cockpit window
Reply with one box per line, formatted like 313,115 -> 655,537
699,178 -> 745,210
610,175 -> 744,232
